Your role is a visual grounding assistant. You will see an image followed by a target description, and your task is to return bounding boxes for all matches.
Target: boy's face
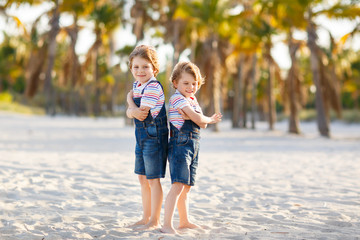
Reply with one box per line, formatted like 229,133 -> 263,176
131,56 -> 155,84
174,72 -> 199,98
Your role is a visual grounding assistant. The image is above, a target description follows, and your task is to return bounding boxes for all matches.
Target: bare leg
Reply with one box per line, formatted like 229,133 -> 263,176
177,185 -> 200,229
160,183 -> 184,234
140,178 -> 163,230
129,175 -> 151,227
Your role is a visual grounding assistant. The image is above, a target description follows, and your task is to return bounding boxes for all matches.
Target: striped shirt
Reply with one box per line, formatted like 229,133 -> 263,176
169,90 -> 202,130
132,77 -> 165,119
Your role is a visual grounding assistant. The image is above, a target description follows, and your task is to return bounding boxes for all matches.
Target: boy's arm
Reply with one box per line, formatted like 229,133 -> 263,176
181,106 -> 222,128
126,91 -> 149,121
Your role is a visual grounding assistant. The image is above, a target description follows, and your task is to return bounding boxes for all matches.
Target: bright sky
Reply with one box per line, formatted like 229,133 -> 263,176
0,2 -> 359,71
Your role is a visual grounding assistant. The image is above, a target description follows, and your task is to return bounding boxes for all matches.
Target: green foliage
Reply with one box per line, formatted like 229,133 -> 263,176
89,1 -> 124,32
13,76 -> 25,93
116,45 -> 136,56
0,35 -> 26,93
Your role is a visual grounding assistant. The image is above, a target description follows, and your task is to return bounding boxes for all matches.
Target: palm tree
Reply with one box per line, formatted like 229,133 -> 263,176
43,0 -> 60,115
85,0 -> 123,116
24,15 -> 49,99
227,2 -> 260,129
250,53 -> 257,129
305,2 -> 358,136
307,15 -> 329,137
235,1 -> 300,131
231,54 -> 245,128
287,34 -> 305,134
258,0 -> 359,136
174,0 -> 235,131
59,0 -> 94,115
0,0 -> 43,97
258,0 -> 307,133
254,4 -> 279,130
340,24 -> 360,110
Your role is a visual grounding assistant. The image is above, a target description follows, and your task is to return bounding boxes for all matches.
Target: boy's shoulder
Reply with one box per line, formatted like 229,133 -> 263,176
170,91 -> 184,99
170,91 -> 188,105
146,77 -> 161,86
144,80 -> 163,91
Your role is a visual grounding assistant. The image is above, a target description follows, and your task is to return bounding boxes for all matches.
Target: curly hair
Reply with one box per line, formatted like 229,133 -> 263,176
170,61 -> 205,89
128,45 -> 160,76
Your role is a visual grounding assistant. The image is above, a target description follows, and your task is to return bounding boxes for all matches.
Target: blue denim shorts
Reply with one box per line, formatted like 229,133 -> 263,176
134,120 -> 168,179
168,131 -> 200,186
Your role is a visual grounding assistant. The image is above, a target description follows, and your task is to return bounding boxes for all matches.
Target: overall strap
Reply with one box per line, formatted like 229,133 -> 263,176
141,80 -> 163,94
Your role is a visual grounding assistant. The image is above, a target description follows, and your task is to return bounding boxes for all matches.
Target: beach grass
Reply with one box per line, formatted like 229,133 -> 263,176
0,101 -> 45,115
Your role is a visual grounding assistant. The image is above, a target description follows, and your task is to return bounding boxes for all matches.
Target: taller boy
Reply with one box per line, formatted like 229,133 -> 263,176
126,45 -> 168,230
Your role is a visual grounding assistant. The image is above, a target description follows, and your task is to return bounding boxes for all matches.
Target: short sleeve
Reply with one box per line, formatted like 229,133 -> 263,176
141,82 -> 162,108
171,94 -> 190,110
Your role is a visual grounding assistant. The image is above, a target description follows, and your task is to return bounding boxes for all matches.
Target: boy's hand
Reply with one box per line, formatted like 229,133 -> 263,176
178,108 -> 190,120
210,113 -> 222,124
132,106 -> 148,121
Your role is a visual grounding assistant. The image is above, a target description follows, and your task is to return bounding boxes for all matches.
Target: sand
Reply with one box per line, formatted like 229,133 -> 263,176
0,113 -> 359,239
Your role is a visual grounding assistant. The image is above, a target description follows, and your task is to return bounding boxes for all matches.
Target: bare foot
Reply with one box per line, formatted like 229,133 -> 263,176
178,222 -> 201,229
137,220 -> 161,230
160,225 -> 178,234
127,218 -> 149,228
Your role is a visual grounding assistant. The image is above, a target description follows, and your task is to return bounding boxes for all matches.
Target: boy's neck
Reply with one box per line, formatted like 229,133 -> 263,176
138,76 -> 155,86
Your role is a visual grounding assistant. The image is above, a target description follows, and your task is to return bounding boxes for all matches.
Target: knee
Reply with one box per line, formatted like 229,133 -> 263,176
138,175 -> 149,187
171,182 -> 185,195
148,178 -> 161,188
181,185 -> 191,195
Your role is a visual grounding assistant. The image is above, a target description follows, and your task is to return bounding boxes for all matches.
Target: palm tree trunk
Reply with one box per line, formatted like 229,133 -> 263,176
44,0 -> 60,115
267,62 -> 275,130
288,33 -> 301,134
232,55 -> 244,128
25,45 -> 47,98
212,55 -> 222,131
242,77 -> 249,128
93,48 -> 101,116
250,53 -> 257,129
67,22 -> 80,115
307,16 -> 329,137
208,37 -> 221,132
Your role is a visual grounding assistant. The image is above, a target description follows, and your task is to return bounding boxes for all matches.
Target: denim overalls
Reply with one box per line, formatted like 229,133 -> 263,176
133,80 -> 168,179
168,120 -> 200,186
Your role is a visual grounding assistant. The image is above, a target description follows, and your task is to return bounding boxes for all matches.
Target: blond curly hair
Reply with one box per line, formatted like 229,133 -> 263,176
170,61 -> 205,89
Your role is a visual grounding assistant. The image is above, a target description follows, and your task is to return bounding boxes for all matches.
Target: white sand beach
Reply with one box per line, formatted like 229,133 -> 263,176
0,113 -> 359,240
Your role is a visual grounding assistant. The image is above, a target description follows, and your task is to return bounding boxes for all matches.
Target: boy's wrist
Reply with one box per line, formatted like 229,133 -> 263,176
128,107 -> 135,117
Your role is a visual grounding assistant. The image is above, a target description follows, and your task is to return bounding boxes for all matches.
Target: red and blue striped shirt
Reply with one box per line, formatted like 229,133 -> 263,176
169,90 -> 202,130
132,77 -> 165,119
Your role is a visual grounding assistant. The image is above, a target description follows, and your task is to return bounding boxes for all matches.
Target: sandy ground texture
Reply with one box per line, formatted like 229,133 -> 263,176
0,113 -> 359,240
